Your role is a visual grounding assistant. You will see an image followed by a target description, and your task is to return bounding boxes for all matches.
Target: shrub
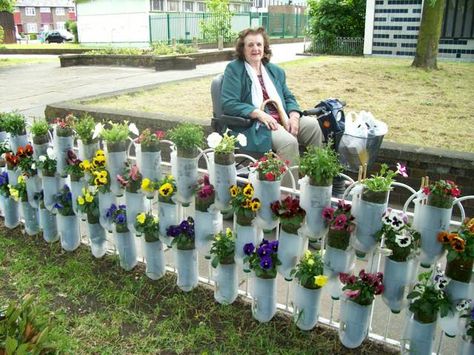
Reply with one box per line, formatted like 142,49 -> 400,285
307,0 -> 366,52
30,119 -> 50,137
65,20 -> 78,43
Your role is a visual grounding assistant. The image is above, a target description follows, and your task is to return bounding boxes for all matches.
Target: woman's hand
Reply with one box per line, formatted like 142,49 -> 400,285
288,111 -> 300,136
251,109 -> 279,131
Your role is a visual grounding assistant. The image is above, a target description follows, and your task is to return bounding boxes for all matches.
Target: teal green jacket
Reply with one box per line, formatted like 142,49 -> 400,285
221,59 -> 301,152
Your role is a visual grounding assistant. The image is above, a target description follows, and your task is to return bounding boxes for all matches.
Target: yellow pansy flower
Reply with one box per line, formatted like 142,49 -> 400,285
17,175 -> 25,184
80,160 -> 91,171
229,185 -> 239,197
95,150 -> 105,157
136,213 -> 146,224
9,188 -> 19,201
304,250 -> 312,259
85,194 -> 94,203
77,196 -> 85,205
314,275 -> 328,287
159,183 -> 173,197
141,178 -> 153,192
250,199 -> 261,212
225,228 -> 233,238
307,258 -> 315,266
243,184 -> 254,198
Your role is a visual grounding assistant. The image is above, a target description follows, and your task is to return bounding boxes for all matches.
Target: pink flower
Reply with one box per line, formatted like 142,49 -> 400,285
117,174 -> 128,187
396,163 -> 408,178
155,131 -> 165,139
345,290 -> 361,299
422,186 -> 431,195
333,214 -> 347,230
451,187 -> 461,198
130,165 -> 139,181
322,207 -> 334,222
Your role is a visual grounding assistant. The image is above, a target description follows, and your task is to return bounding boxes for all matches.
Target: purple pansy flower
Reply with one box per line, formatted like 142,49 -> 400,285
243,243 -> 254,256
259,256 -> 273,270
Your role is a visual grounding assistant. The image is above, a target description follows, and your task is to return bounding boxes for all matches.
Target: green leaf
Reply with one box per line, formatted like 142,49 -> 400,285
211,257 -> 219,269
5,336 -> 18,355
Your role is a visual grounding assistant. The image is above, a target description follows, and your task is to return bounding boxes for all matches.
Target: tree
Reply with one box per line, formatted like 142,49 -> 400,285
199,0 -> 235,43
0,0 -> 15,13
412,0 -> 446,70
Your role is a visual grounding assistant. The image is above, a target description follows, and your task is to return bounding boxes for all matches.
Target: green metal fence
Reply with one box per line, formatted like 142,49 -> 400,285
149,12 -> 308,44
310,37 -> 364,56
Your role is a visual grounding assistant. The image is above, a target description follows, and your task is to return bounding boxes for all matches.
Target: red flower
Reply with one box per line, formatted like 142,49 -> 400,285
24,144 -> 34,156
265,172 -> 275,181
450,187 -> 461,198
16,146 -> 25,157
155,130 -> 165,139
422,186 -> 431,195
260,156 -> 267,162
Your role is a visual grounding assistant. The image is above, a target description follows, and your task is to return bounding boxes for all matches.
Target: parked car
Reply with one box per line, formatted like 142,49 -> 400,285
44,30 -> 74,43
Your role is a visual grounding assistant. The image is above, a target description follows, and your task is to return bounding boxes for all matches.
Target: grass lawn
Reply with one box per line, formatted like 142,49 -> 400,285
0,226 -> 396,354
0,58 -> 57,67
82,56 -> 474,153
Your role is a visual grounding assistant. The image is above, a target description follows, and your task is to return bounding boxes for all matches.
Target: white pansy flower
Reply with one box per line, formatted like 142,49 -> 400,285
456,299 -> 471,312
207,132 -> 223,149
92,122 -> 104,140
128,123 -> 139,136
38,155 -> 47,162
382,209 -> 392,226
236,133 -> 247,147
31,163 -> 36,170
395,232 -> 412,248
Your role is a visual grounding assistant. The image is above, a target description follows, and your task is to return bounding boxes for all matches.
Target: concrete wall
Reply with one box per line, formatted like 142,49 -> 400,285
76,0 -> 150,45
364,0 -> 474,62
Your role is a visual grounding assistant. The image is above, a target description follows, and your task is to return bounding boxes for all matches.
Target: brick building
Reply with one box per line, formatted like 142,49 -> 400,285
14,0 -> 76,35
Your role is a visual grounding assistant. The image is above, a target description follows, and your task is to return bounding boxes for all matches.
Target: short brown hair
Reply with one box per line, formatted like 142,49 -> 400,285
234,27 -> 272,64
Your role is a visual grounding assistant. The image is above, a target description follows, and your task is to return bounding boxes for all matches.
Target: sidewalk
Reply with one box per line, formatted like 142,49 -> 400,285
0,42 -> 308,118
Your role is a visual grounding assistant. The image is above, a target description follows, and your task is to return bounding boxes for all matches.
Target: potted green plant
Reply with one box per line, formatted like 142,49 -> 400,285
243,239 -> 281,323
0,111 -> 9,142
3,111 -> 28,152
107,203 -> 137,271
299,143 -> 342,242
53,184 -> 80,251
74,113 -> 99,161
414,179 -> 461,267
459,304 -> 474,354
438,218 -> 474,293
207,131 -> 247,210
135,212 -> 165,280
0,171 -> 19,229
154,175 -> 178,248
270,196 -> 306,280
376,209 -> 420,313
53,114 -> 75,177
30,119 -> 50,158
404,270 -> 451,354
210,228 -> 238,305
99,121 -> 136,196
353,163 -> 407,256
168,122 -> 204,205
117,163 -> 144,234
166,217 -> 198,292
228,183 -> 262,264
9,174 -> 40,236
36,148 -> 59,210
252,151 -> 288,230
76,188 -> 106,258
291,250 -> 328,330
194,174 -> 220,257
136,129 -> 164,182
338,270 -> 384,348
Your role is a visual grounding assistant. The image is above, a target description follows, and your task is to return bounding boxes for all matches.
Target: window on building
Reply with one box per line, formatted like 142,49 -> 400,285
68,8 -> 75,13
442,0 -> 474,39
25,7 -> 36,16
150,0 -> 164,11
242,4 -> 250,12
42,24 -> 50,32
197,2 -> 206,12
167,0 -> 179,11
26,22 -> 37,33
55,7 -> 65,16
231,4 -> 241,12
56,22 -> 65,30
184,1 -> 194,11
40,7 -> 51,13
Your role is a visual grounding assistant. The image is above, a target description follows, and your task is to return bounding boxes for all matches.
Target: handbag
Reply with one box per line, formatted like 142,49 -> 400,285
260,99 -> 289,130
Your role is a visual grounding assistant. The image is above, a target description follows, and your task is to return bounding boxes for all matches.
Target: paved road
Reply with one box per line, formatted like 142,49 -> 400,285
0,42 -> 309,118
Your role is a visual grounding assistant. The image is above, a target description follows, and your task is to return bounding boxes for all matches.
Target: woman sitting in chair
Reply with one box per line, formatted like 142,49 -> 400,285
221,27 -> 323,174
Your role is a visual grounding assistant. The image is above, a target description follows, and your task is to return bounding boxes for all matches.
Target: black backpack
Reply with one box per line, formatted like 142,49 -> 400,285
303,98 -> 346,144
